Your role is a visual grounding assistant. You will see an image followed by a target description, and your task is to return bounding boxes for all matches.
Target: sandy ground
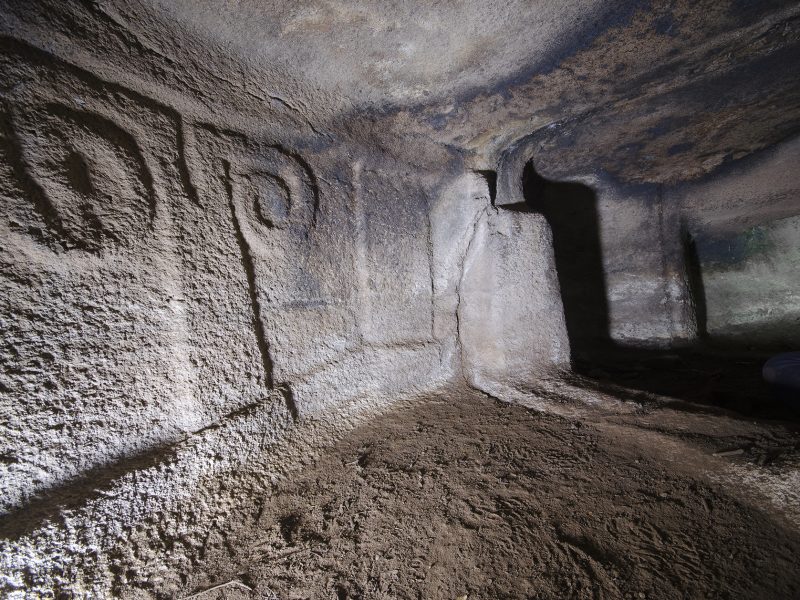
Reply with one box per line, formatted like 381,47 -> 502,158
177,387 -> 800,600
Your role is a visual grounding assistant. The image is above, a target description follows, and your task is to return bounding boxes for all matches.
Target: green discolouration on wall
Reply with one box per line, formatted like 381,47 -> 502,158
698,215 -> 800,349
695,224 -> 772,271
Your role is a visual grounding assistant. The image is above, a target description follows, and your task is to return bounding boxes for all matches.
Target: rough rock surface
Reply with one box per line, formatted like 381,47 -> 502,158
1,0 -> 799,597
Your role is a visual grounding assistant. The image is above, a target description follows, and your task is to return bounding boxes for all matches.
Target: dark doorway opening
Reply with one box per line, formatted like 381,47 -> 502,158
521,161 -> 609,362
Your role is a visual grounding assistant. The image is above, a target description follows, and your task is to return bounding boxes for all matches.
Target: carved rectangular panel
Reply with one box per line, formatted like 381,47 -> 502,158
185,124 -> 358,410
0,38 -> 200,513
354,167 -> 435,345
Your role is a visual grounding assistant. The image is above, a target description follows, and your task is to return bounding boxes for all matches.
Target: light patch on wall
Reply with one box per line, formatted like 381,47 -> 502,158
699,214 -> 800,348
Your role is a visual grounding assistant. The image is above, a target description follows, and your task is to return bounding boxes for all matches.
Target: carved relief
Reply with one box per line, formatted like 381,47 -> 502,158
8,103 -> 155,251
0,38 -> 208,514
0,38 -> 188,255
246,172 -> 291,228
227,150 -> 318,240
186,125 -> 322,420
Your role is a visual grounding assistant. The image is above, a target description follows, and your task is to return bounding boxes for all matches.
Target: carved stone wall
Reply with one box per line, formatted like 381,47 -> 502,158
0,35 -> 451,531
0,38 -> 202,513
671,136 -> 800,350
3,1 -> 798,595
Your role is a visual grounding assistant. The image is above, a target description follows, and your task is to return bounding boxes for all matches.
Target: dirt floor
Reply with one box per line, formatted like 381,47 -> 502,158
177,387 -> 800,600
